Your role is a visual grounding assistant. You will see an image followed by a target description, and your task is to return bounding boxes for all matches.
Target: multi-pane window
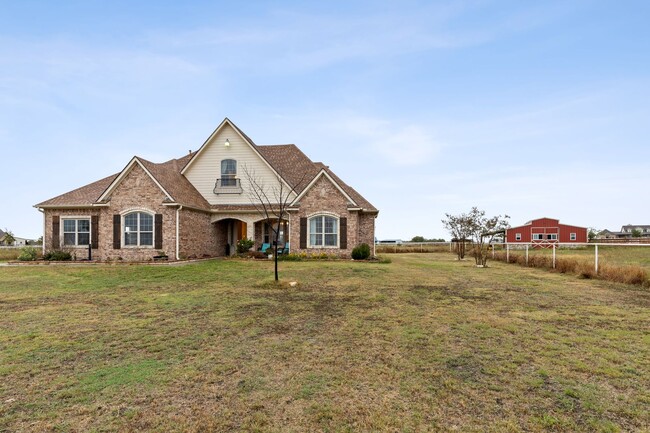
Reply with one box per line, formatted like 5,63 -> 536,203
221,159 -> 237,186
309,215 -> 338,247
515,233 -> 521,241
570,233 -> 577,241
547,234 -> 558,240
124,212 -> 153,246
63,219 -> 90,246
532,234 -> 544,240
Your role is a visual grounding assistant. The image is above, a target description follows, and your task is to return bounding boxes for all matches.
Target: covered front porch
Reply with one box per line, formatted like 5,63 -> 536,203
212,213 -> 289,256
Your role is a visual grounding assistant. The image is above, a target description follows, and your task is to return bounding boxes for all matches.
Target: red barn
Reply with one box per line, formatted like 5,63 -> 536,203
505,217 -> 587,244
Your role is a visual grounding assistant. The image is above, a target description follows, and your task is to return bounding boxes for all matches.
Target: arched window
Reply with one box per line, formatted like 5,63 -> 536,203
308,215 -> 338,247
124,212 -> 153,246
221,159 -> 237,186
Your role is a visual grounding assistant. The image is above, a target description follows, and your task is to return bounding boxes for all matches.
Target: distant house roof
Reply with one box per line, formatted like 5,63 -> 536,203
621,224 -> 650,230
36,119 -> 377,213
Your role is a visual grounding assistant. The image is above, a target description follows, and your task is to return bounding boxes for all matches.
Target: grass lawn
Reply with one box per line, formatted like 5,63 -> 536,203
1,254 -> 649,432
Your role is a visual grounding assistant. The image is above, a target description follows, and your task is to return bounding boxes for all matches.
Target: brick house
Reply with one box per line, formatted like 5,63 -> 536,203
35,118 -> 378,261
505,217 -> 587,244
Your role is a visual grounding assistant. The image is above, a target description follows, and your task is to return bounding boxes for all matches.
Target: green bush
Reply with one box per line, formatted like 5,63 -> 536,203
236,238 -> 255,254
17,246 -> 39,261
44,250 -> 72,261
351,243 -> 371,260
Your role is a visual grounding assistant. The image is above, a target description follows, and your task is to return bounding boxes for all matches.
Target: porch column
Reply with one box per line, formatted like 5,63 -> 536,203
246,222 -> 255,244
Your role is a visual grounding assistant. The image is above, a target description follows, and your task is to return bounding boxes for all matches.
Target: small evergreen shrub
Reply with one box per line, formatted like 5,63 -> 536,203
236,238 -> 255,254
44,250 -> 72,261
17,246 -> 39,261
351,243 -> 371,260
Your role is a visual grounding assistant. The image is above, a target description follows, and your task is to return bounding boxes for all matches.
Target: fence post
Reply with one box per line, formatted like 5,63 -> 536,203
492,244 -> 495,258
552,244 -> 556,269
526,244 -> 529,266
420,243 -> 423,252
595,244 -> 599,274
506,244 -> 509,263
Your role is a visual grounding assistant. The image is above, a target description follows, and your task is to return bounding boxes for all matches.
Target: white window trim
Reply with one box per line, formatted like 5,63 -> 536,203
307,214 -> 339,248
61,216 -> 91,248
570,232 -> 577,241
121,210 -> 155,248
547,233 -> 558,240
532,233 -> 544,240
515,233 -> 521,241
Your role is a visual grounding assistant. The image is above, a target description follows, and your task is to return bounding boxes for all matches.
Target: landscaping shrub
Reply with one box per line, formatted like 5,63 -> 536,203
44,250 -> 72,261
247,251 -> 267,259
278,252 -> 338,261
351,243 -> 371,260
236,238 -> 255,254
17,246 -> 39,261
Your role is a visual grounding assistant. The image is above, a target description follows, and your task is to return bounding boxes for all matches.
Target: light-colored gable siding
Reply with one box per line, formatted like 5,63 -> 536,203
184,124 -> 295,205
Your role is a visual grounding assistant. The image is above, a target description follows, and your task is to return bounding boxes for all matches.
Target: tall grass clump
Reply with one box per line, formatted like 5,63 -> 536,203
492,251 -> 649,288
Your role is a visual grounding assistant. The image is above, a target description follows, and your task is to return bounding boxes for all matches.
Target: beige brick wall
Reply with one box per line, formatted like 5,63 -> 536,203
178,208 -> 218,259
43,165 -> 216,262
288,175 -> 376,258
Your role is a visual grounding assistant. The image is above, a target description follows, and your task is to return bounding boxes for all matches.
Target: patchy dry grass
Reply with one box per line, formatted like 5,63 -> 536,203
493,247 -> 650,287
0,248 -> 22,261
1,254 -> 649,432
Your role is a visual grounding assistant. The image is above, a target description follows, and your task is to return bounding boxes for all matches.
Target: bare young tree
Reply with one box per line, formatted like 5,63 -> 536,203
442,213 -> 472,260
443,208 -> 509,266
464,207 -> 509,267
242,165 -> 306,281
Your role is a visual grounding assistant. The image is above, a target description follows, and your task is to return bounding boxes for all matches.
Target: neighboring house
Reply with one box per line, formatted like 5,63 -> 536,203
505,217 -> 588,244
598,225 -> 650,239
619,224 -> 650,238
596,229 -> 618,239
0,231 -> 30,247
35,118 -> 378,261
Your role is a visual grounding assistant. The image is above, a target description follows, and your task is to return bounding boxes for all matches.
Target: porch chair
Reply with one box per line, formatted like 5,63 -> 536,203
280,242 -> 290,255
258,243 -> 270,253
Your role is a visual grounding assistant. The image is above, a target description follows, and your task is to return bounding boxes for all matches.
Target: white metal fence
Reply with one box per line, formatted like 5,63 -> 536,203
375,241 -> 650,273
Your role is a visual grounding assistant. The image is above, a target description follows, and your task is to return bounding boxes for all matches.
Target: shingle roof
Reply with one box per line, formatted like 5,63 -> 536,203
36,152 -> 210,211
256,145 -> 377,212
137,153 -> 210,210
36,120 -> 377,213
36,173 -> 119,207
315,163 -> 377,212
256,144 -> 321,193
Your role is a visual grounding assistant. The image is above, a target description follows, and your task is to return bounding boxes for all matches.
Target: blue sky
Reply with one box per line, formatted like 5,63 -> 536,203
1,0 -> 649,240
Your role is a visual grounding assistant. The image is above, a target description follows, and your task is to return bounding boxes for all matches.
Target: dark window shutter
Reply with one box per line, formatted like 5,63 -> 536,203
91,215 -> 99,249
154,214 -> 163,250
340,217 -> 347,249
113,214 -> 121,249
300,217 -> 307,249
52,215 -> 60,250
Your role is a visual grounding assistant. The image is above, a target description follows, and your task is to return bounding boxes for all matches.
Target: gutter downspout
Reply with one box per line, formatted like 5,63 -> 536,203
38,207 -> 45,256
176,205 -> 183,260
